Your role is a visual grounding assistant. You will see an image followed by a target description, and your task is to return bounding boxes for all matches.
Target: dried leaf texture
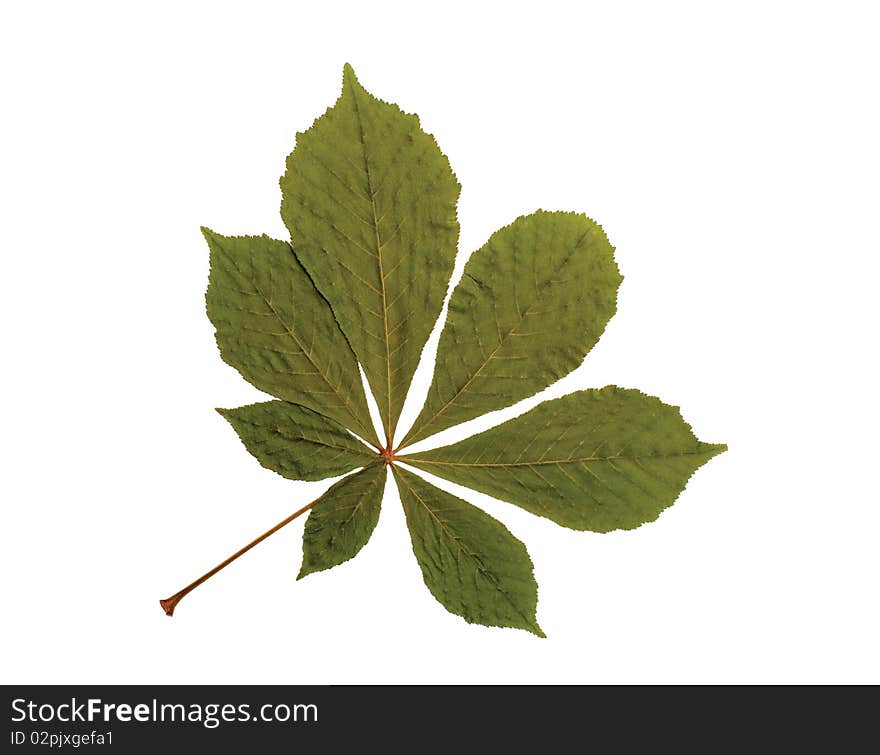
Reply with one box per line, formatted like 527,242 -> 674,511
187,65 -> 726,635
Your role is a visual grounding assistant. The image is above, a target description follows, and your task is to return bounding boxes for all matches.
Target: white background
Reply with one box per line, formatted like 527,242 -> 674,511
2,1 -> 878,684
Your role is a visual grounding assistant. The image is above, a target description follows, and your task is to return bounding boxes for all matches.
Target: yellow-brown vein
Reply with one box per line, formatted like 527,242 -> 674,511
349,83 -> 394,443
403,448 -> 720,468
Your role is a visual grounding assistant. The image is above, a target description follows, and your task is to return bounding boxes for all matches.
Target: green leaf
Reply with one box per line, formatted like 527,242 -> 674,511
299,463 -> 387,579
280,64 -> 460,444
402,211 -> 621,447
404,387 -> 727,532
170,68 -> 727,634
392,465 -> 544,636
204,228 -> 378,446
218,401 -> 376,481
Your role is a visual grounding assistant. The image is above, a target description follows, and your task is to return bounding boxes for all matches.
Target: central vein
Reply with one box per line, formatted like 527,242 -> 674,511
350,86 -> 393,446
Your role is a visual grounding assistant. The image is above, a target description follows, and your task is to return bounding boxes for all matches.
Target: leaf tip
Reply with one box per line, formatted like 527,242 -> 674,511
341,62 -> 360,89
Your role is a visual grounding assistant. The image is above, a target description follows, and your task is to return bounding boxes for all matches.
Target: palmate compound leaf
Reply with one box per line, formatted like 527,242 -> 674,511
165,65 -> 726,635
403,387 -> 728,533
280,64 -> 460,445
204,229 -> 379,447
401,211 -> 622,448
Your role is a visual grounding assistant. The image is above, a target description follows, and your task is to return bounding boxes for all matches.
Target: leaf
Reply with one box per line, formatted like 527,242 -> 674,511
280,64 -> 460,444
204,228 -> 378,446
404,387 -> 727,532
299,463 -> 387,579
392,466 -> 543,636
218,401 -> 376,481
167,66 -> 726,634
402,211 -> 621,447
